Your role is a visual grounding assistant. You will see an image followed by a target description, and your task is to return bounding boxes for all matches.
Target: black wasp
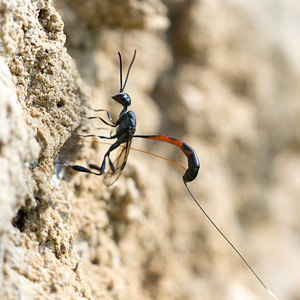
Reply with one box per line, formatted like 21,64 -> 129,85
61,50 -> 278,300
65,50 -> 200,186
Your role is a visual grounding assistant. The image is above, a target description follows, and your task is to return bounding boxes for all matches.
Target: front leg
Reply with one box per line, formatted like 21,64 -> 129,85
80,109 -> 118,128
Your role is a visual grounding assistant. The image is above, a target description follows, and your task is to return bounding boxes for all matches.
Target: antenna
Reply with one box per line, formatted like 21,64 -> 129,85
118,52 -> 123,93
118,49 -> 137,93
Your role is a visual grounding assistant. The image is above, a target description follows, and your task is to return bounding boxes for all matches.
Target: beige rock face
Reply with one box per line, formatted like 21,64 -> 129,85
1,0 -> 300,299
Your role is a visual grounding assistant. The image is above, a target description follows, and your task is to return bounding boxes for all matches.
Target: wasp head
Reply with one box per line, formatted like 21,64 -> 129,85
112,92 -> 131,107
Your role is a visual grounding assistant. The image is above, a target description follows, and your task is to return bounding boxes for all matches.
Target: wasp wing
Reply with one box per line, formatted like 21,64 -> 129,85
103,138 -> 132,186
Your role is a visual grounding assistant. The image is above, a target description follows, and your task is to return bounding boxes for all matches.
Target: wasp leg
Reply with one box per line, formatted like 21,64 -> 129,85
58,162 -> 101,176
80,110 -> 117,127
73,133 -> 118,139
98,132 -> 128,174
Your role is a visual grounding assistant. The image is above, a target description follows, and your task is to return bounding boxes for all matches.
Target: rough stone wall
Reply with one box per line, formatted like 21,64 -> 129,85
1,0 -> 300,299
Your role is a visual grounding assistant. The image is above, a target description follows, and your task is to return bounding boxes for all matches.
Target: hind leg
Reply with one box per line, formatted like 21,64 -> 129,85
96,136 -> 126,174
60,126 -> 127,178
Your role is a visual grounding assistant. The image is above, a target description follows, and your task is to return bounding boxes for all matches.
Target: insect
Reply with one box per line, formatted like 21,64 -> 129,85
61,50 -> 278,300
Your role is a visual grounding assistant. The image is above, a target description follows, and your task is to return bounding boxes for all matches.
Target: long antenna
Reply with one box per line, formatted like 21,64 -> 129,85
184,182 -> 279,300
119,49 -> 136,93
118,52 -> 123,93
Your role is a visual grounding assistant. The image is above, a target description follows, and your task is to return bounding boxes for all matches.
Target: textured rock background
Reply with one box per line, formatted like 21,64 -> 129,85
1,0 -> 300,299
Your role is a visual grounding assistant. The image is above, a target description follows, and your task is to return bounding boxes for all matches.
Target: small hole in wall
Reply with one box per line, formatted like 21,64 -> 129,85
12,208 -> 27,232
56,100 -> 65,108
